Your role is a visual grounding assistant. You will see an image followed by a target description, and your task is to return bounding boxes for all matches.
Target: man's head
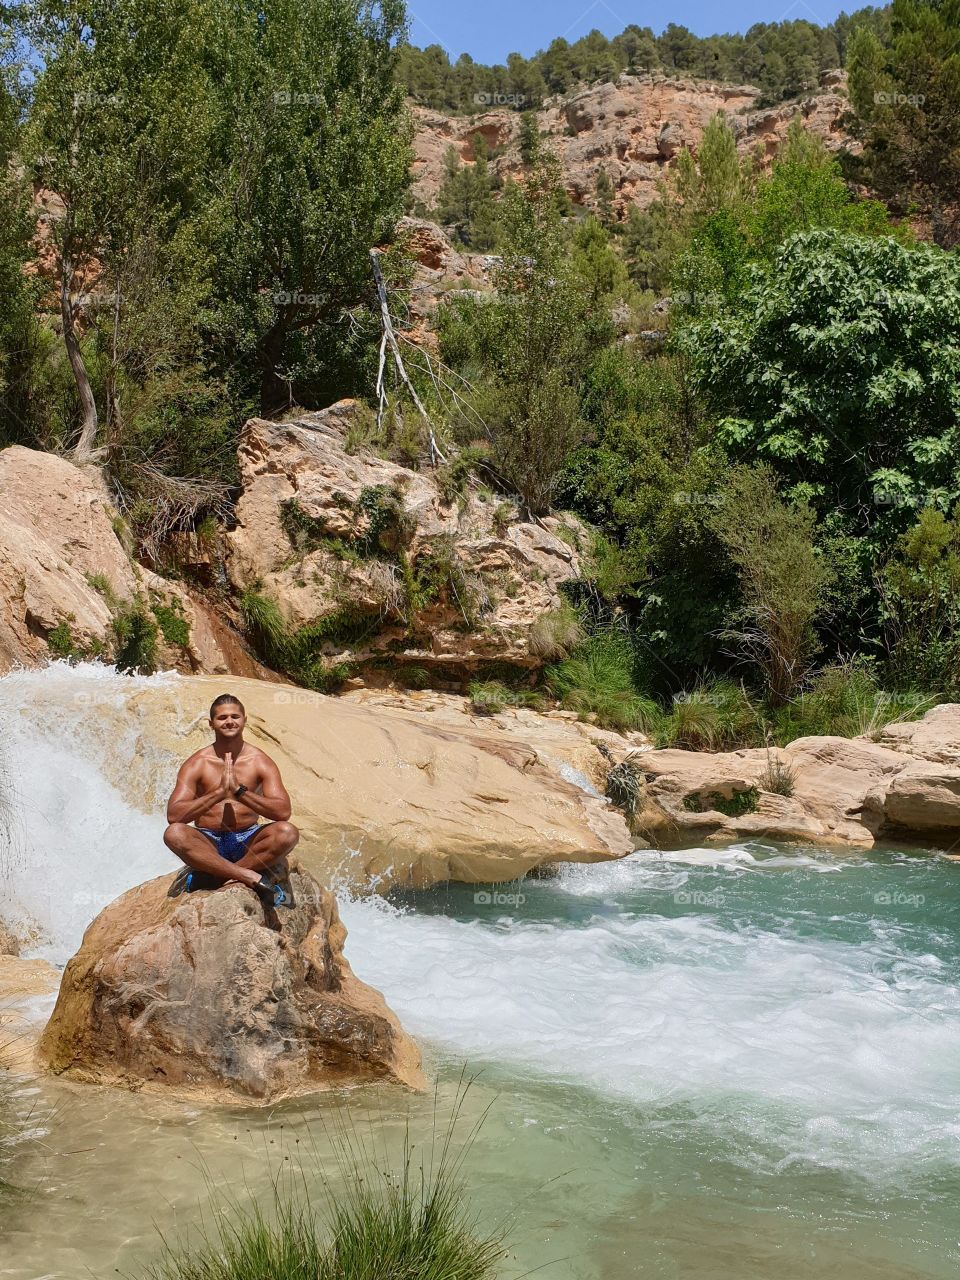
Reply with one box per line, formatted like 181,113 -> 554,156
209,694 -> 246,740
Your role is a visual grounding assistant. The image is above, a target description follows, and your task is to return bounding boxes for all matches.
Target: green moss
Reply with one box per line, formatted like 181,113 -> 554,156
47,620 -> 79,659
151,597 -> 191,650
683,787 -> 760,817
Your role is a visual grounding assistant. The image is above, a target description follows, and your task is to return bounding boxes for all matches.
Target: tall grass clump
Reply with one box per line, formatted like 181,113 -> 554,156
659,678 -> 762,751
147,1085 -> 506,1280
546,627 -> 660,732
771,660 -> 937,745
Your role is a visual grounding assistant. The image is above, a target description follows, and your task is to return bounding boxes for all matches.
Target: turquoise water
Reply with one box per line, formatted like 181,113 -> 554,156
4,841 -> 960,1278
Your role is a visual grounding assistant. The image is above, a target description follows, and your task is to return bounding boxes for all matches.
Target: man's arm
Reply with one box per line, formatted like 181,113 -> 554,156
235,755 -> 292,822
167,756 -> 227,825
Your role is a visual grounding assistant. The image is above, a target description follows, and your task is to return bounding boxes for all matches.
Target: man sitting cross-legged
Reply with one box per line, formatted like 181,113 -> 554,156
164,693 -> 299,908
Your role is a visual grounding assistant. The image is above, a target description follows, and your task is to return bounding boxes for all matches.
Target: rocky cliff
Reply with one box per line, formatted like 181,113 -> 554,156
412,70 -> 855,216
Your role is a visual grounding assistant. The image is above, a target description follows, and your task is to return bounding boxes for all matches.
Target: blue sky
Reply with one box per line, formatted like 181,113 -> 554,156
405,0 -> 848,64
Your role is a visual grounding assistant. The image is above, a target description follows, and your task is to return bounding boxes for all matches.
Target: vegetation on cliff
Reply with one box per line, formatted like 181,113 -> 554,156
2,0 -> 960,747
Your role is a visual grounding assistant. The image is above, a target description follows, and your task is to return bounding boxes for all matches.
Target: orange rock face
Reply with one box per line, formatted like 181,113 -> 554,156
411,71 -> 856,216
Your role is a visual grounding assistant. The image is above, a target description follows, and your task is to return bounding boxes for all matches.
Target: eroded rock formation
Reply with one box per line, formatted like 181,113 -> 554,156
634,705 -> 960,849
226,401 -> 590,681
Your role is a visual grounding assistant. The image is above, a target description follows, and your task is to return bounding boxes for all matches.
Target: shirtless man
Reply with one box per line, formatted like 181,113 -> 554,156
164,693 -> 299,907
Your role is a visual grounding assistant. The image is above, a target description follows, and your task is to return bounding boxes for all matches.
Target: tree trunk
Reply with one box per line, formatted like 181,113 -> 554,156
257,320 -> 290,418
61,251 -> 99,461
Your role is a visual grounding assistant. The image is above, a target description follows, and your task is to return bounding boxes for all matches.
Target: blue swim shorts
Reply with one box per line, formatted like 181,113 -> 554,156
197,823 -> 261,863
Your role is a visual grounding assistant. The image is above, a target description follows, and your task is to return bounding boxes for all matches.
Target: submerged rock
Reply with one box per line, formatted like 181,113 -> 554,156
38,861 -> 424,1102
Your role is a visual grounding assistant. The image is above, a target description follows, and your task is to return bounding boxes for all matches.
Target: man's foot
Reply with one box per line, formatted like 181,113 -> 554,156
251,875 -> 292,909
168,868 -> 221,897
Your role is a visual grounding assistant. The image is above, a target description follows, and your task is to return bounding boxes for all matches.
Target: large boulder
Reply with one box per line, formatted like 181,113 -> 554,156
43,672 -> 632,890
38,861 -> 424,1102
226,403 -> 592,681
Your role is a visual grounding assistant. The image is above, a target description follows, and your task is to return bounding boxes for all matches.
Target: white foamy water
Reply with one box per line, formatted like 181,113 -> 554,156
3,663 -> 960,1189
0,663 -> 174,957
339,872 -> 960,1179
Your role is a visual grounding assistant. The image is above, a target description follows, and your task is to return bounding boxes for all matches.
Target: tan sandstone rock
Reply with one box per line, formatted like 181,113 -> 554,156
21,671 -> 632,889
0,953 -> 60,1073
38,861 -> 424,1102
226,403 -> 589,680
635,709 -> 960,849
0,445 -> 265,678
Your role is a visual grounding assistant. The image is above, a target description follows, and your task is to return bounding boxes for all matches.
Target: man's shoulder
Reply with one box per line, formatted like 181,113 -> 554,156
182,745 -> 215,768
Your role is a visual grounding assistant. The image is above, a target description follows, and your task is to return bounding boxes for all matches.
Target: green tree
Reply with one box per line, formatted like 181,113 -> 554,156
205,0 -> 412,418
682,230 -> 960,543
595,166 -> 615,226
848,0 -> 960,245
434,140 -> 497,248
438,152 -> 598,513
26,0 -> 216,460
518,110 -> 539,165
0,21 -> 43,447
747,119 -> 895,258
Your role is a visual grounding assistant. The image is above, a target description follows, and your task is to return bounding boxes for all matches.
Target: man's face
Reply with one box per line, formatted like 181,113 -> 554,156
210,703 -> 245,739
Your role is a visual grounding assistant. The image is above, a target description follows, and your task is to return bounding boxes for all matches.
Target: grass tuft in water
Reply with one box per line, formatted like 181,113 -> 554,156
146,1085 -> 506,1280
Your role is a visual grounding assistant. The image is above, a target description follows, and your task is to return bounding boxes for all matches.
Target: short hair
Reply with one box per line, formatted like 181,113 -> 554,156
210,693 -> 245,718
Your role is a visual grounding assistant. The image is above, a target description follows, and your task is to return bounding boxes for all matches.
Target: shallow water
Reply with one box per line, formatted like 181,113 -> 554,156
2,665 -> 960,1277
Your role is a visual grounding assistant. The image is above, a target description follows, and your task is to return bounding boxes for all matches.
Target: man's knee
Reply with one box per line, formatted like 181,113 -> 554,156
273,821 -> 299,851
163,822 -> 191,852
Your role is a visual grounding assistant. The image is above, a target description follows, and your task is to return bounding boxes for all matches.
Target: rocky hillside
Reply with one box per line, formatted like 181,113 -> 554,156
412,70 -> 853,217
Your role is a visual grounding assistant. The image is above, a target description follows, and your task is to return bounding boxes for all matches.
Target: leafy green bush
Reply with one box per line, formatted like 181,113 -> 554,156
152,597 -> 190,650
113,602 -> 158,674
